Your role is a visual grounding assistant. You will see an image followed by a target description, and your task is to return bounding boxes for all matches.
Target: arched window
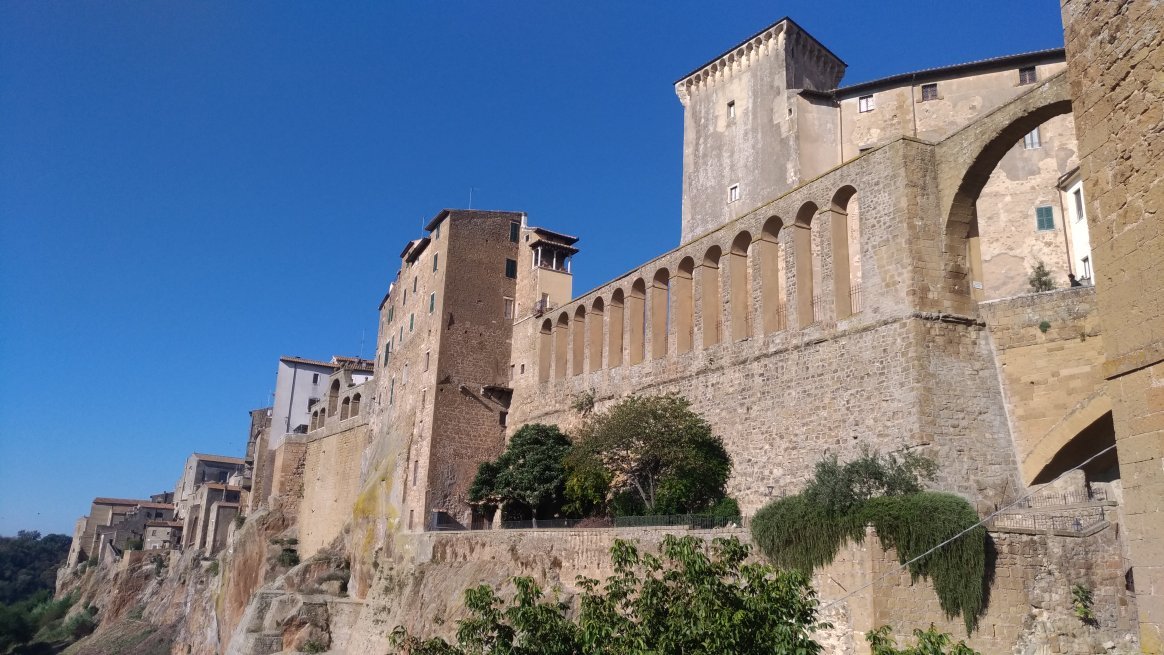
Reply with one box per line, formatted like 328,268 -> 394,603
328,379 -> 340,416
608,290 -> 625,368
794,202 -> 820,328
310,411 -> 318,431
759,217 -> 786,333
554,312 -> 570,379
628,279 -> 647,364
351,393 -> 361,416
701,246 -> 722,347
729,232 -> 752,341
675,258 -> 695,354
651,268 -> 670,359
589,297 -> 605,372
340,396 -> 351,420
538,319 -> 553,382
831,186 -> 861,319
572,306 -> 587,375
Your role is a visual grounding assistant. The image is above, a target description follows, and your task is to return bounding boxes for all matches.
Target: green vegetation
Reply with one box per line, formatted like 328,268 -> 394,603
389,535 -> 825,654
469,424 -> 572,520
234,514 -> 246,529
277,549 -> 300,568
1029,260 -> 1055,292
125,538 -> 143,551
1072,584 -> 1096,624
206,560 -> 219,576
0,592 -> 102,653
751,450 -> 986,634
867,625 -> 981,655
0,532 -> 71,605
300,639 -> 327,653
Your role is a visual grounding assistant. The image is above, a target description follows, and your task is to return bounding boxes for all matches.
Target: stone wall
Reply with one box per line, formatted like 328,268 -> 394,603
299,420 -> 370,559
270,439 -> 307,520
1061,0 -> 1164,649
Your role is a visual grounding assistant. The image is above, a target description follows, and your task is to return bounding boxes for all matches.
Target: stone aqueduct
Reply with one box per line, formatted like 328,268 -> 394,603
519,72 -> 1083,493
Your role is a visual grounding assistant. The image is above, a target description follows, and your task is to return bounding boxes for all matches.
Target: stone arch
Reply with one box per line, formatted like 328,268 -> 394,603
554,311 -> 569,379
759,216 -> 786,333
675,258 -> 695,354
938,74 -> 1072,313
572,305 -> 587,375
651,268 -> 670,359
628,278 -> 647,364
538,318 -> 553,382
328,379 -> 340,416
351,393 -> 361,416
701,246 -> 722,347
310,410 -> 319,431
729,231 -> 752,341
608,290 -> 625,368
1023,394 -> 1115,486
318,407 -> 325,427
831,185 -> 860,319
793,202 -> 820,328
589,297 -> 605,372
340,396 -> 351,420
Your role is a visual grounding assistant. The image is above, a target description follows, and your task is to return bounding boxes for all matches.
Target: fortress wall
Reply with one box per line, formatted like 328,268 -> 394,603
270,439 -> 307,520
298,420 -> 371,559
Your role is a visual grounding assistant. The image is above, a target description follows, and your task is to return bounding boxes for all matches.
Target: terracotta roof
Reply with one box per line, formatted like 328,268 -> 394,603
93,497 -> 153,506
279,355 -> 341,369
192,453 -> 245,465
836,48 -> 1065,95
530,226 -> 580,246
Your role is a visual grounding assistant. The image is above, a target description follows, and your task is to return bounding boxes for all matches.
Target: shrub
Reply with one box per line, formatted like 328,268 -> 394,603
867,624 -> 981,654
86,556 -> 98,567
206,560 -> 219,576
1029,260 -> 1055,292
300,639 -> 327,653
234,514 -> 246,528
125,538 -> 143,551
708,496 -> 741,518
277,549 -> 300,568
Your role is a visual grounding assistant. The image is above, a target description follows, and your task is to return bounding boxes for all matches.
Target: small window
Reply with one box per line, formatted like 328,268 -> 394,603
519,363 -> 525,375
432,223 -> 440,240
403,289 -> 407,303
389,378 -> 395,405
1019,66 -> 1037,85
428,292 -> 435,313
412,277 -> 417,293
312,373 -> 319,383
409,313 -> 415,332
499,411 -> 508,427
1082,256 -> 1092,279
920,84 -> 938,101
1023,127 -> 1041,149
509,364 -> 514,380
412,460 -> 418,486
387,306 -> 394,322
503,297 -> 515,319
728,184 -> 740,203
858,95 -> 874,113
727,100 -> 736,119
399,326 -> 403,342
1073,189 -> 1085,223
1036,205 -> 1055,231
408,510 -> 414,529
432,253 -> 438,272
424,351 -> 430,371
382,343 -> 390,366
509,221 -> 520,242
505,258 -> 518,279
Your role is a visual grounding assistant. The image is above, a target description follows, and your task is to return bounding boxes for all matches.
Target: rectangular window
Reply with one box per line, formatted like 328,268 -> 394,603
920,83 -> 938,101
399,326 -> 403,342
858,94 -> 874,113
387,306 -> 394,322
519,363 -> 525,375
1023,127 -> 1041,149
428,292 -> 435,313
408,510 -> 414,529
1082,256 -> 1091,279
424,351 -> 430,371
505,258 -> 518,279
499,411 -> 508,427
412,460 -> 418,486
1019,66 -> 1037,85
409,313 -> 415,332
727,100 -> 736,119
433,223 -> 440,240
510,221 -> 520,242
1073,189 -> 1085,222
433,253 -> 438,272
503,297 -> 514,319
389,378 -> 395,405
509,364 -> 514,380
728,184 -> 740,203
1036,205 -> 1055,231
412,277 -> 417,292
382,343 -> 390,366
312,373 -> 319,383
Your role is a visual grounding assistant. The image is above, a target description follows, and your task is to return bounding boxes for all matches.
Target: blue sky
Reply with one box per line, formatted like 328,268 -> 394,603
0,1 -> 1066,535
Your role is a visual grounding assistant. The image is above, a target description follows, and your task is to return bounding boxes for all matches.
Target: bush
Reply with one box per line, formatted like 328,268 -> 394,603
277,549 -> 300,568
300,639 -> 327,653
470,424 -> 573,520
708,496 -> 741,518
206,560 -> 219,576
1029,260 -> 1055,292
63,610 -> 96,640
86,556 -> 97,567
234,514 -> 246,529
125,538 -> 143,551
867,625 -> 981,654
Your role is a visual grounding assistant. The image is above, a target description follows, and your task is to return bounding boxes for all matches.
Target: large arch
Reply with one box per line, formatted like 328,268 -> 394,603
340,396 -> 351,420
701,246 -> 722,347
538,318 -> 553,382
351,393 -> 361,416
830,186 -> 860,320
937,73 -> 1072,313
759,217 -> 785,333
572,306 -> 587,375
1022,394 -> 1115,486
328,379 -> 341,416
608,289 -> 625,368
554,312 -> 570,379
651,268 -> 670,359
589,297 -> 605,372
729,231 -> 752,341
675,258 -> 695,354
793,202 -> 819,328
628,279 -> 647,364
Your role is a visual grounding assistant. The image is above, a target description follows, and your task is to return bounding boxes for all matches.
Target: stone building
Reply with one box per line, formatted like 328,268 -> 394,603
65,497 -> 176,566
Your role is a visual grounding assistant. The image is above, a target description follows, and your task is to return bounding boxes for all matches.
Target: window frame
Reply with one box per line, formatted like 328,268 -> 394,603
727,100 -> 736,119
728,184 -> 740,204
1035,205 -> 1055,231
1023,127 -> 1041,150
428,292 -> 435,313
1019,66 -> 1037,85
920,83 -> 938,102
432,252 -> 438,272
858,94 -> 874,113
509,221 -> 520,243
503,297 -> 515,319
504,258 -> 518,279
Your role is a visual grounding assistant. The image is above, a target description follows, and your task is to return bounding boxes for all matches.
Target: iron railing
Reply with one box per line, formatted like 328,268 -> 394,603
1010,487 -> 1109,510
987,507 -> 1107,533
849,283 -> 863,315
487,514 -> 749,531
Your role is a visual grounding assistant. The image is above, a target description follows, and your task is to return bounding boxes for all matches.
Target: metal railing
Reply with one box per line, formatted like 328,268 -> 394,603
988,507 -> 1107,534
1010,487 -> 1109,509
484,514 -> 749,532
849,283 -> 863,315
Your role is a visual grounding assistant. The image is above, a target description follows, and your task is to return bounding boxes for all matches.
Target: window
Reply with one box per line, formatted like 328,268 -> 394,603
312,373 -> 319,383
509,364 -> 514,380
1081,256 -> 1092,279
503,297 -> 515,319
1036,205 -> 1055,231
858,94 -> 874,113
403,289 -> 407,303
519,363 -> 525,375
387,306 -> 394,322
499,411 -> 508,427
402,363 -> 409,385
510,221 -> 520,242
424,350 -> 430,371
728,184 -> 740,203
433,223 -> 440,240
505,258 -> 518,279
727,100 -> 736,119
428,292 -> 435,313
412,460 -> 418,486
382,342 -> 390,366
412,277 -> 417,292
399,326 -> 403,342
389,378 -> 395,405
1019,66 -> 1037,85
1023,127 -> 1041,149
1073,189 -> 1085,222
408,510 -> 414,529
920,84 -> 938,101
432,253 -> 438,272
409,313 -> 415,332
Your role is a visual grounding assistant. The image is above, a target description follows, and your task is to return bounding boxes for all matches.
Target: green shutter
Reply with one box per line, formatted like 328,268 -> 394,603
1036,206 -> 1055,231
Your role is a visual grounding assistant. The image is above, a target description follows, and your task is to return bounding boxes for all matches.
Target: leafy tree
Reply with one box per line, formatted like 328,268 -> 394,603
389,535 -> 826,655
570,394 -> 731,515
1028,260 -> 1055,292
469,424 -> 573,520
867,625 -> 981,655
0,532 -> 71,606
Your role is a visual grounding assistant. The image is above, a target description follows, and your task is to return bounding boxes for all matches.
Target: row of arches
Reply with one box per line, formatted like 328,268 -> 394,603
538,187 -> 862,382
310,389 -> 362,431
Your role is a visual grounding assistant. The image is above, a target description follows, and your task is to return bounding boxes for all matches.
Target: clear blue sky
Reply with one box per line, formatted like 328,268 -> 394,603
0,1 -> 1065,535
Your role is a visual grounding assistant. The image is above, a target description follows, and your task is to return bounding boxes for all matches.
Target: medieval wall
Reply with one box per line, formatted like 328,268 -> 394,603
299,420 -> 370,558
270,439 -> 307,520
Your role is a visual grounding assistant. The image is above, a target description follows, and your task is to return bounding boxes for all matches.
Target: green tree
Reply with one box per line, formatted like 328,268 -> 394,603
571,394 -> 731,515
469,424 -> 573,520
1028,260 -> 1055,292
389,535 -> 825,655
867,625 -> 981,655
0,531 -> 71,606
